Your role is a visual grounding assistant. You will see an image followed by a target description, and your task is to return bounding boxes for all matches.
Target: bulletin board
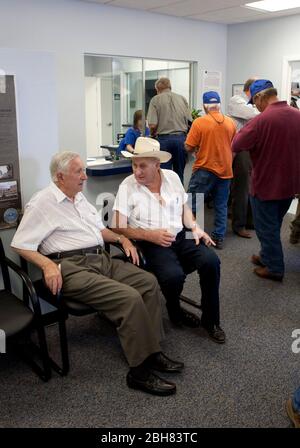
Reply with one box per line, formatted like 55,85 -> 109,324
0,75 -> 22,229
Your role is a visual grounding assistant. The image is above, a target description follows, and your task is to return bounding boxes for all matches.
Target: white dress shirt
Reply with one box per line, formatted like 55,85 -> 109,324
11,182 -> 104,255
227,94 -> 259,130
113,169 -> 188,236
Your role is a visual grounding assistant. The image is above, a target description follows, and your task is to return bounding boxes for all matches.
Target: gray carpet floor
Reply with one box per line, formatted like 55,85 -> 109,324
0,210 -> 299,428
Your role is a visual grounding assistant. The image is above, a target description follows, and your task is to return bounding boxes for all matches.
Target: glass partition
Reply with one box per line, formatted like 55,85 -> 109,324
84,54 -> 195,157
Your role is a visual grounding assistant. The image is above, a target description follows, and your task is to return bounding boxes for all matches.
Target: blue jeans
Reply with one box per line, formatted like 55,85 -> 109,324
157,133 -> 186,183
250,196 -> 293,275
293,387 -> 300,413
188,169 -> 231,240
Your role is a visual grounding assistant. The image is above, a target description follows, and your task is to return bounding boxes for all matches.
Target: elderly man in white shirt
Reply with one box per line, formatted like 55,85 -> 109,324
11,151 -> 185,397
228,78 -> 259,239
112,138 -> 225,344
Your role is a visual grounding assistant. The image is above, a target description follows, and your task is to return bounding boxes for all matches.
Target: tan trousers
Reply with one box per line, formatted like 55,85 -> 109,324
56,252 -> 164,367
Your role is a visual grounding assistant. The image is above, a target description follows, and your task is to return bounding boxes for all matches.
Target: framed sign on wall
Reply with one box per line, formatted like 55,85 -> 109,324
232,84 -> 244,96
0,75 -> 22,229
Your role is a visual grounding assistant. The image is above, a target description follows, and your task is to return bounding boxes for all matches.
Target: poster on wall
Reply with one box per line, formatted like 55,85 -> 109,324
0,75 -> 22,229
202,70 -> 222,96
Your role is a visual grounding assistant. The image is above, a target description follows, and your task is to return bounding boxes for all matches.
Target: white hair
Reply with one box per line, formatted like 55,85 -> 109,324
204,103 -> 221,111
50,151 -> 81,182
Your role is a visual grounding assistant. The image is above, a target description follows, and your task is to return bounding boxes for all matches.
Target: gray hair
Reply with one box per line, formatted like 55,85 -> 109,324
50,151 -> 81,181
155,77 -> 171,91
204,103 -> 221,111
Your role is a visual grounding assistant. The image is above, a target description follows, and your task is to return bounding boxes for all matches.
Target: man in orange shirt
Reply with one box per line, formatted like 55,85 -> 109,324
185,91 -> 236,249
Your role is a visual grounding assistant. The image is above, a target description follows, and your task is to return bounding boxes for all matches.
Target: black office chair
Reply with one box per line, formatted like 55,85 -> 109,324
0,238 -> 52,381
133,242 -> 201,311
21,241 -> 129,376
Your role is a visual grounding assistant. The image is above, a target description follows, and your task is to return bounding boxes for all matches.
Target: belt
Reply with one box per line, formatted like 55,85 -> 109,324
47,245 -> 103,260
158,132 -> 186,137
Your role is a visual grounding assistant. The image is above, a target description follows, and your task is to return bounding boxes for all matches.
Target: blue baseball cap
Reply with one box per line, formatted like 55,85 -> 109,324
203,91 -> 221,104
248,79 -> 274,104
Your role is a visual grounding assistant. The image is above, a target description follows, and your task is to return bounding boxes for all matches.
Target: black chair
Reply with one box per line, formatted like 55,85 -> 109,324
21,242 -> 129,376
134,242 -> 201,311
0,238 -> 52,381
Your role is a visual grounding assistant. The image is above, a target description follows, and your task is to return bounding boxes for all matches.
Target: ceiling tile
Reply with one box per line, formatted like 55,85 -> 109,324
108,0 -> 180,10
151,0 -> 243,16
189,6 -> 268,22
79,0 -> 300,24
83,0 -> 112,3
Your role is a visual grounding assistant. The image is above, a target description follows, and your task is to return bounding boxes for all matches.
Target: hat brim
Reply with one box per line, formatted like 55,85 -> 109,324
121,150 -> 171,163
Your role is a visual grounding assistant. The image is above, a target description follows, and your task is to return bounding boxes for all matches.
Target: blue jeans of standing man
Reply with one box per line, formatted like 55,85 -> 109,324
250,196 -> 293,275
188,169 -> 231,240
293,387 -> 300,414
157,133 -> 186,184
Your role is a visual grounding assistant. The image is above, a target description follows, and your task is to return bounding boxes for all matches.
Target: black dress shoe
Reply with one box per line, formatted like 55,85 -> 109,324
126,370 -> 176,396
148,352 -> 184,373
202,325 -> 226,344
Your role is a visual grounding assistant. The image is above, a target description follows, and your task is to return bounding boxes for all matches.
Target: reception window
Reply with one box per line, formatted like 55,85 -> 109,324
84,54 -> 196,157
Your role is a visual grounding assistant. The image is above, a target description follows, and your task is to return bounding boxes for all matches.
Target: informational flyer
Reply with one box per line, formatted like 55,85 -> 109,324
0,75 -> 22,229
202,70 -> 222,95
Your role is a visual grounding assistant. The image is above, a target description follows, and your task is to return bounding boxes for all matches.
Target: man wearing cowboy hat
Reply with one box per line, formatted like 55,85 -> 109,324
113,137 -> 226,343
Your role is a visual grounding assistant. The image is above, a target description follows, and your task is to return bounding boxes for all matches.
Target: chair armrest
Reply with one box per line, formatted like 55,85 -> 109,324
109,240 -> 147,268
108,241 -> 128,258
131,241 -> 147,268
4,256 -> 42,317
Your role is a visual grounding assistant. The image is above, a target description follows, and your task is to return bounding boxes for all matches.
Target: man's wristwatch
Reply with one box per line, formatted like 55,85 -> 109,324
115,234 -> 125,244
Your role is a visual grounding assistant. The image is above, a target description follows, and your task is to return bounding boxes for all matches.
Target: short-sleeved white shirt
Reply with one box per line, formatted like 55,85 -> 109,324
113,169 -> 188,236
11,182 -> 105,255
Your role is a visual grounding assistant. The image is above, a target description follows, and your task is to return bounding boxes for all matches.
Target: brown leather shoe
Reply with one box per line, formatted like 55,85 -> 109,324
234,229 -> 252,238
253,266 -> 283,282
286,398 -> 300,428
251,254 -> 265,267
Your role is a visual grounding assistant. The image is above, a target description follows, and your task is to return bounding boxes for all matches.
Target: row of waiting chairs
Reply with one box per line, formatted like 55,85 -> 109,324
0,238 -> 199,381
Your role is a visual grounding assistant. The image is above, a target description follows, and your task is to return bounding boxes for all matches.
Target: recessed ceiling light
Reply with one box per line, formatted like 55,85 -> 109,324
245,0 -> 300,12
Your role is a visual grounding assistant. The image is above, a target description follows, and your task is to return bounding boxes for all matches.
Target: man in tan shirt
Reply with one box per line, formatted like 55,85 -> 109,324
147,77 -> 192,183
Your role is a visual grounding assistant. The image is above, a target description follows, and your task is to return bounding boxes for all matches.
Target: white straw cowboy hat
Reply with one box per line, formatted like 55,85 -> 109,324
121,137 -> 171,163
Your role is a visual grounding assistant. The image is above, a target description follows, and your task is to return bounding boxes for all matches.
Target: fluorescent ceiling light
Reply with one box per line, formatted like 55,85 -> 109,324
245,0 -> 300,12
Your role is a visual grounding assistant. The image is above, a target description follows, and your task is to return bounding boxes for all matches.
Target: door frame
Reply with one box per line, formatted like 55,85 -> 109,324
281,54 -> 300,102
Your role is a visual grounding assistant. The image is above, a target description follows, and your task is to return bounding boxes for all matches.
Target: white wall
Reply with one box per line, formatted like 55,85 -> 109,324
226,14 -> 300,104
226,14 -> 300,216
0,48 -> 58,255
0,0 -> 227,163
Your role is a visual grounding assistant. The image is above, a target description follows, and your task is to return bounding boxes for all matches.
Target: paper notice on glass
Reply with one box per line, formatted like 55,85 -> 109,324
202,70 -> 222,95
